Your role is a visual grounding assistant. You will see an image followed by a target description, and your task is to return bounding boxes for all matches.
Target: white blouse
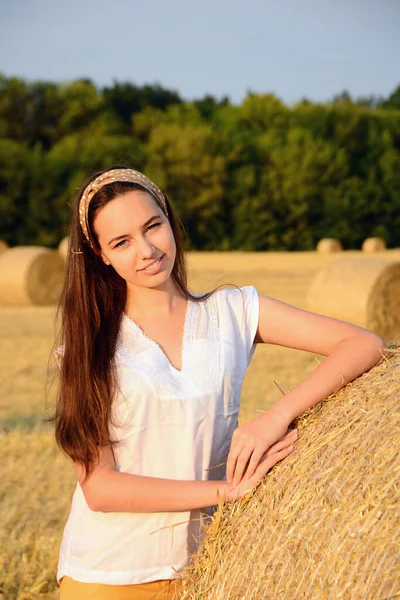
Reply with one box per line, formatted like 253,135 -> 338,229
57,285 -> 260,585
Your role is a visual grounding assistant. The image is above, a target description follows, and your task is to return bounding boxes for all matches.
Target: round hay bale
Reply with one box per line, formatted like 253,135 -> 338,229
0,239 -> 9,255
58,236 -> 70,261
0,246 -> 65,305
316,238 -> 343,253
362,237 -> 386,252
305,257 -> 400,341
179,346 -> 400,600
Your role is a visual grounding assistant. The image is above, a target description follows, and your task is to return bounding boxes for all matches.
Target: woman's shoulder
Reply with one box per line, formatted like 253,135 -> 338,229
195,284 -> 256,301
198,286 -> 259,337
211,285 -> 258,311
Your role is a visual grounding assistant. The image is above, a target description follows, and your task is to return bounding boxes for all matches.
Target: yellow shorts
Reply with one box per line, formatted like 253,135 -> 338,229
59,576 -> 183,600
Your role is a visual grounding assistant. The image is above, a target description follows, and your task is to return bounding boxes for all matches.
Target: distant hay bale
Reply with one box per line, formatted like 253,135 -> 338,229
178,346 -> 400,600
0,246 -> 65,305
58,236 -> 70,261
0,239 -> 8,255
316,238 -> 342,253
305,257 -> 400,341
362,237 -> 386,252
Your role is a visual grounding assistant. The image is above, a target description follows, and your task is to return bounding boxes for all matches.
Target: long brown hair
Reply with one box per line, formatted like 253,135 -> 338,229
53,166 -> 231,479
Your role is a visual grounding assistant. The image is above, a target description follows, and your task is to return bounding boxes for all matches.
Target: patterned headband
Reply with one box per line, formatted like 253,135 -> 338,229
79,168 -> 168,248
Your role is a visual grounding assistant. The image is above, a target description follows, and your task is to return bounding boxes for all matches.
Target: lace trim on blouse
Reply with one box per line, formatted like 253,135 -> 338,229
114,292 -> 222,398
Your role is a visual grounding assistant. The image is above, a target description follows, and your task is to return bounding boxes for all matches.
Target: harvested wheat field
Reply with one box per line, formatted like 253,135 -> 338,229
176,344 -> 400,600
1,250 -> 399,600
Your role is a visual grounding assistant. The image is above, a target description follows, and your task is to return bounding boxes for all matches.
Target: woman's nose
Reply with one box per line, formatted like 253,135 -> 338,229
136,235 -> 156,258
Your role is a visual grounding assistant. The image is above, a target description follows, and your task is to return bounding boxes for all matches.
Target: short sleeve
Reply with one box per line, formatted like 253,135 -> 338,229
240,286 -> 260,364
218,285 -> 260,367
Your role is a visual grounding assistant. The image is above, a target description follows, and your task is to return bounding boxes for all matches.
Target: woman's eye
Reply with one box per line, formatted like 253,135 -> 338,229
115,239 -> 128,248
113,223 -> 161,248
147,222 -> 161,231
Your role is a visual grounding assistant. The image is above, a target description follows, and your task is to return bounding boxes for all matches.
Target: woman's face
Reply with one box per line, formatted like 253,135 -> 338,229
93,190 -> 176,291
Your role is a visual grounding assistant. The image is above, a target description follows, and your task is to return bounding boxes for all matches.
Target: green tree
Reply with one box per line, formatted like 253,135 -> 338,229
379,85 -> 400,110
0,139 -> 52,244
1,74 -> 400,250
240,93 -> 290,135
232,128 -> 348,250
103,81 -> 182,132
145,121 -> 226,249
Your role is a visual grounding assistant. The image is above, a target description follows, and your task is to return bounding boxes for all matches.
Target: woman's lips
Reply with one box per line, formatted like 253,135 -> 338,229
139,254 -> 164,274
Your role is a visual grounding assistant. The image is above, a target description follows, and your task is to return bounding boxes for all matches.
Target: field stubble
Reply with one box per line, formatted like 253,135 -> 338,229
1,250 -> 398,600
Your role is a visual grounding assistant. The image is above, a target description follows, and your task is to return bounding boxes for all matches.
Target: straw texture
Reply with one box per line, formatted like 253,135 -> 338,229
58,236 -> 70,261
316,238 -> 342,253
305,257 -> 400,341
0,246 -> 65,305
177,344 -> 400,600
362,237 -> 387,252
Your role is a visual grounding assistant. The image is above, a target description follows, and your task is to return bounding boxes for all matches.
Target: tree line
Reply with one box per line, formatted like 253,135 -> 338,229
1,73 -> 399,250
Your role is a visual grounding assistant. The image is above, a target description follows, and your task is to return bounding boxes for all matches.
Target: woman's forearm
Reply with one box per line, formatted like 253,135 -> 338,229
270,332 -> 387,424
85,470 -> 229,513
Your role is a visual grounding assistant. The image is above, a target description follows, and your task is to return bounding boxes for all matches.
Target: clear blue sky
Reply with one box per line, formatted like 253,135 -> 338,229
1,0 -> 399,105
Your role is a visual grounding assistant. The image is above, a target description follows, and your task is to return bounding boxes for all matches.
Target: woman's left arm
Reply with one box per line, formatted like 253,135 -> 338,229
226,294 -> 388,486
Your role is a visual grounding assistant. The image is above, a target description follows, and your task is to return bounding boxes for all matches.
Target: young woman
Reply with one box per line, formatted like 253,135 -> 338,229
54,166 -> 385,600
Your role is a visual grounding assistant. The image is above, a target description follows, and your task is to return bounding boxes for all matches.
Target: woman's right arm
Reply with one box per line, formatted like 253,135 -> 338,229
76,430 -> 296,513
77,446 -> 229,512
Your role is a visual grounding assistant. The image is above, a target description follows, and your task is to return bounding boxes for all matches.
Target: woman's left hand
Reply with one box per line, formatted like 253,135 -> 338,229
226,409 -> 294,486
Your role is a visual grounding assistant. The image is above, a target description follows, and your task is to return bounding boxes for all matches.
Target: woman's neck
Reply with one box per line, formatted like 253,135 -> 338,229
125,279 -> 186,319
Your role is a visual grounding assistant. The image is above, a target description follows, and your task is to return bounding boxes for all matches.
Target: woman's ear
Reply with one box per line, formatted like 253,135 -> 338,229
102,255 -> 111,266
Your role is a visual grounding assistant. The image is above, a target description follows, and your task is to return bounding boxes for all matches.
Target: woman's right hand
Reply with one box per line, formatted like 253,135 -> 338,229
222,428 -> 297,502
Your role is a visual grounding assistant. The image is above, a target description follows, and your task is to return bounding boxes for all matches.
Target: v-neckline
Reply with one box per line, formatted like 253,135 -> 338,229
123,298 -> 191,374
